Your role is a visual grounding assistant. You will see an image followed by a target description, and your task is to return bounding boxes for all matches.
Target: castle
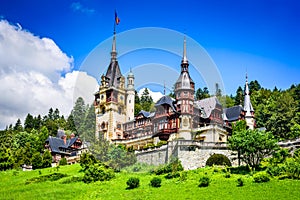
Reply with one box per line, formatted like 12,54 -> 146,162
93,31 -> 255,150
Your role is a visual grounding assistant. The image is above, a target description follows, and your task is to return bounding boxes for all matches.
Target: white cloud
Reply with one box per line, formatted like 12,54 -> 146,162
71,2 -> 95,14
0,20 -> 97,129
138,88 -> 163,103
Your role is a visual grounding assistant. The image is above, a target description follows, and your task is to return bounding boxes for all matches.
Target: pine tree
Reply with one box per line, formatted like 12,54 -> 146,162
13,119 -> 23,132
42,150 -> 52,168
234,86 -> 244,105
71,97 -> 86,134
82,105 -> 96,141
140,88 -> 153,111
24,113 -> 34,132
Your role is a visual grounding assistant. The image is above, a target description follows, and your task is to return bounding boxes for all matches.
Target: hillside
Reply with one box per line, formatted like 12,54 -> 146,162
1,164 -> 300,200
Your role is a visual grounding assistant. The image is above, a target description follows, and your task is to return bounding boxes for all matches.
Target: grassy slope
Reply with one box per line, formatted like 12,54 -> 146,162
0,164 -> 300,200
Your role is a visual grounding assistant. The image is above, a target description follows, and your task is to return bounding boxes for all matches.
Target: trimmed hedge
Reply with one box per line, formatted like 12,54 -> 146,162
253,172 -> 270,183
126,177 -> 140,189
206,154 -> 232,167
198,175 -> 210,187
150,177 -> 162,187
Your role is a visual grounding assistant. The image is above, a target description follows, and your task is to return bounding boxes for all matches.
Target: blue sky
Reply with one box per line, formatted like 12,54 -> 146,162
1,0 -> 299,93
0,0 -> 299,128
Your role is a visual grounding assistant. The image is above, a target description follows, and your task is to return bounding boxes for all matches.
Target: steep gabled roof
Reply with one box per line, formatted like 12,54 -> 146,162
224,105 -> 243,122
155,95 -> 177,112
194,96 -> 221,119
46,136 -> 80,154
137,110 -> 151,118
105,60 -> 123,87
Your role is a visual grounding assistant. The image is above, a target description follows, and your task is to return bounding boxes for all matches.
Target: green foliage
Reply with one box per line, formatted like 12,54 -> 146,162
2,164 -> 300,199
206,154 -> 232,167
180,171 -> 188,181
42,150 -> 52,168
83,164 -> 115,183
107,145 -> 137,171
234,86 -> 244,105
61,176 -> 83,184
253,172 -> 270,183
80,153 -> 98,171
232,120 -> 247,133
228,129 -> 278,169
126,177 -> 140,189
0,148 -> 14,171
25,173 -> 68,184
140,88 -> 153,112
195,87 -> 210,100
59,157 -> 68,166
150,177 -> 162,187
237,177 -> 244,187
198,175 -> 210,187
89,138 -> 136,171
31,152 -> 43,169
71,97 -> 86,134
282,157 -> 300,179
153,158 -> 183,176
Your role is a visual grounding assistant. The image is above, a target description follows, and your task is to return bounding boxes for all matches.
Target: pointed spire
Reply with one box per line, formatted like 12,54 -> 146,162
182,36 -> 188,65
111,30 -> 117,61
244,73 -> 249,95
244,73 -> 254,117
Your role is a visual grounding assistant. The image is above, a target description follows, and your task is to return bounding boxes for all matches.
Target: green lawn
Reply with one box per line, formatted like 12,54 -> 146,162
1,164 -> 300,200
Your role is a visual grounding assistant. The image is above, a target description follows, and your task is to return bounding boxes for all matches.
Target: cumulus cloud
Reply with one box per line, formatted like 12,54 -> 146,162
71,2 -> 95,14
0,20 -> 98,129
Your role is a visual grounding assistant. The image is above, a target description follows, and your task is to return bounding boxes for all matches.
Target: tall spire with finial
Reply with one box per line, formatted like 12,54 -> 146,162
111,10 -> 120,61
182,36 -> 188,64
181,36 -> 189,73
111,26 -> 117,61
244,73 -> 254,116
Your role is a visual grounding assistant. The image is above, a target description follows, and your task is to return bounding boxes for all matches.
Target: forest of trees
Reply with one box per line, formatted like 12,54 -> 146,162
1,80 -> 300,171
0,97 -> 96,171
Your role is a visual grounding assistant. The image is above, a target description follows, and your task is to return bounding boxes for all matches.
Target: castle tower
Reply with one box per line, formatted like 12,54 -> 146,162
94,29 -> 126,141
243,74 -> 255,129
174,37 -> 195,139
126,69 -> 135,121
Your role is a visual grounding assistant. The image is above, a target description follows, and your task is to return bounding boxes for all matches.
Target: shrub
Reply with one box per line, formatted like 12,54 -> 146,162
25,173 -> 68,184
253,172 -> 270,183
150,177 -> 162,187
59,157 -> 67,166
154,158 -> 183,175
165,172 -> 180,179
180,171 -> 188,181
224,172 -> 231,178
206,154 -> 232,167
80,153 -> 97,171
198,175 -> 210,187
83,164 -> 115,183
283,157 -> 300,179
126,177 -> 140,189
237,177 -> 244,187
267,165 -> 284,177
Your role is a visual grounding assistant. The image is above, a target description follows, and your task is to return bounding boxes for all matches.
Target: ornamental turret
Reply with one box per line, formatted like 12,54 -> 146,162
174,37 -> 195,139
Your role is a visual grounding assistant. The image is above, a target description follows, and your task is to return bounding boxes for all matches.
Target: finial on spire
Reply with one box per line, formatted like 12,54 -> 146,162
244,73 -> 250,95
164,81 -> 166,95
111,10 -> 120,61
182,36 -> 188,64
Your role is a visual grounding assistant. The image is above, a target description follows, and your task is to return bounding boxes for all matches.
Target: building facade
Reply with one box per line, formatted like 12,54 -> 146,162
94,32 -> 255,149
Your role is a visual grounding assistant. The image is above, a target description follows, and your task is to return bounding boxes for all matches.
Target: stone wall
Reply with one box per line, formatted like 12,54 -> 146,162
136,146 -> 167,166
136,140 -> 238,170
